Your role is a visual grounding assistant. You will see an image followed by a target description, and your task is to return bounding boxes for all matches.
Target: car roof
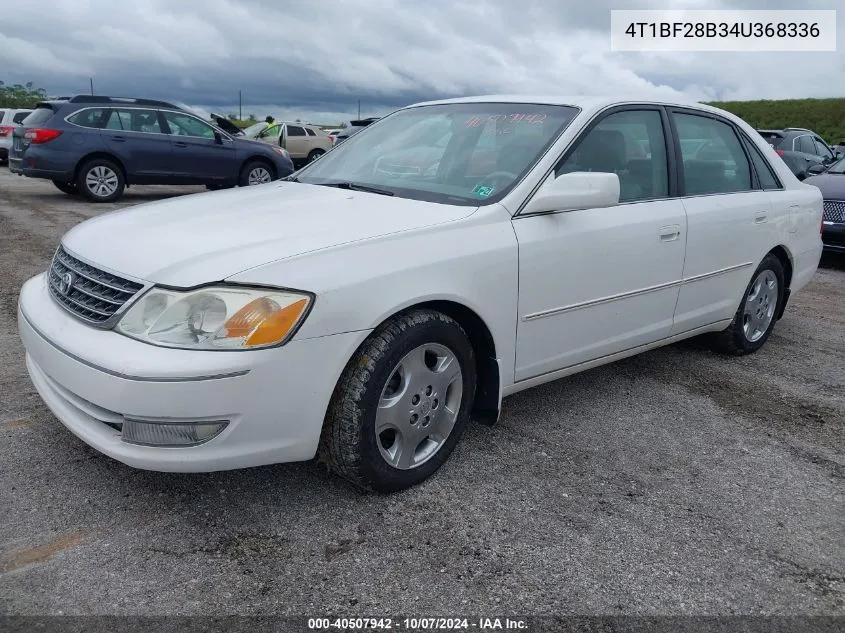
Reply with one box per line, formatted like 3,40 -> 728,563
402,94 -> 752,122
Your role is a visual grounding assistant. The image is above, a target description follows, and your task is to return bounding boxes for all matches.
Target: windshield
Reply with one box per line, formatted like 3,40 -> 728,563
826,156 -> 845,174
294,103 -> 579,205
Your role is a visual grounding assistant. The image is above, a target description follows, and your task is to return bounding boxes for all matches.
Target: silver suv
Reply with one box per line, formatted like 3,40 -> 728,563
0,108 -> 33,164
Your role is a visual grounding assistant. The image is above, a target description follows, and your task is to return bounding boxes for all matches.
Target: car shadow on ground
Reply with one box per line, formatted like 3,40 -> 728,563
819,251 -> 845,270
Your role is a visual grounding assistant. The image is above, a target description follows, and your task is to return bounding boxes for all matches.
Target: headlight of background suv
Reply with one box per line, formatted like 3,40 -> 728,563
116,286 -> 312,350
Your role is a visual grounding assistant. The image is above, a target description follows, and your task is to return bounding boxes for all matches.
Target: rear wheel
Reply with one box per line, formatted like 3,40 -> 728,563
710,253 -> 785,355
52,180 -> 78,195
307,149 -> 325,163
239,160 -> 275,186
76,158 -> 125,202
319,309 -> 476,493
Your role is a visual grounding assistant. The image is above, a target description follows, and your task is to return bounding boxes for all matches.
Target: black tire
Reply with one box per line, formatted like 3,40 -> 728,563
76,158 -> 125,203
710,253 -> 785,355
52,180 -> 78,195
319,309 -> 477,493
307,149 -> 325,163
239,159 -> 275,187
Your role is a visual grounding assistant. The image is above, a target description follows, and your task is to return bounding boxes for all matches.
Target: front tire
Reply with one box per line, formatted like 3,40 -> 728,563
76,158 -> 125,202
711,253 -> 785,355
320,309 -> 476,493
239,160 -> 275,186
52,180 -> 78,195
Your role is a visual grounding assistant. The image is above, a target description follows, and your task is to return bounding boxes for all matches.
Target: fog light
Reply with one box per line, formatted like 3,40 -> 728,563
121,419 -> 228,447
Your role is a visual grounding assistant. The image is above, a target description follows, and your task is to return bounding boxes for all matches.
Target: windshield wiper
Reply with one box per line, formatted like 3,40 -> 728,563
318,181 -> 395,196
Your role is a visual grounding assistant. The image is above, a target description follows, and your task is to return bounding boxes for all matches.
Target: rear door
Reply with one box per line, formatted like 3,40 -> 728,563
160,110 -> 237,182
101,107 -> 173,179
283,124 -> 309,159
669,108 -> 777,334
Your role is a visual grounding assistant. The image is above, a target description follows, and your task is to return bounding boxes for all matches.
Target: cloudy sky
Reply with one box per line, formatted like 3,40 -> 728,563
1,0 -> 842,125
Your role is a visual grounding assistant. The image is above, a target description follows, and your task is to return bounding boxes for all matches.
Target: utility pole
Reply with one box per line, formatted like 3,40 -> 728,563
90,78 -> 94,95
239,90 -> 242,120
357,100 -> 361,119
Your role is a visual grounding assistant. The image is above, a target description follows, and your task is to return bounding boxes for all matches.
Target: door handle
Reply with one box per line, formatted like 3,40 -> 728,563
658,225 -> 681,242
173,141 -> 188,148
754,211 -> 768,224
111,135 -> 125,142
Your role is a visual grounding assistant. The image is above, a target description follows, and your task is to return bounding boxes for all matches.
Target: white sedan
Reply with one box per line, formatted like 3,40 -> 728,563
18,96 -> 823,492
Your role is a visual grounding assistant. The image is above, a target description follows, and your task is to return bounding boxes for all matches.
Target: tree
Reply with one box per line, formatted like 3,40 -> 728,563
0,81 -> 48,108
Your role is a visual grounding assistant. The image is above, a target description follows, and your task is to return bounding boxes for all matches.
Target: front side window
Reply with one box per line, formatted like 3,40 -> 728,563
813,137 -> 834,161
259,124 -> 279,138
162,111 -> 215,138
295,103 -> 579,206
68,108 -> 108,129
556,109 -> 668,203
104,108 -> 162,133
673,112 -> 752,195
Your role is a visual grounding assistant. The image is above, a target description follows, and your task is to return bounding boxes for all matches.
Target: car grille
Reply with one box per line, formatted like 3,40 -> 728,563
823,200 -> 845,223
48,246 -> 144,325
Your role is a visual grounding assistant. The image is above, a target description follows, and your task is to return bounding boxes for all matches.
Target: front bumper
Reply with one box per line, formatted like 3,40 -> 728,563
822,222 -> 845,253
18,273 -> 368,472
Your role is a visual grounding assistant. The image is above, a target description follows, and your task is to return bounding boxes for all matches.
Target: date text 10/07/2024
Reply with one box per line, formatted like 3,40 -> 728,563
623,22 -> 820,38
307,617 -> 529,630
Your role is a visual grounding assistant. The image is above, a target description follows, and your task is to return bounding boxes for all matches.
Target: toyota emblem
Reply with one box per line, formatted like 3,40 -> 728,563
59,272 -> 75,295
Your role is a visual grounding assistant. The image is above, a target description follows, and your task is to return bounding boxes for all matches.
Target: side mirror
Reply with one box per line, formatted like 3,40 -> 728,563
795,170 -> 807,181
213,131 -> 223,145
279,127 -> 287,149
807,163 -> 827,176
522,172 -> 620,215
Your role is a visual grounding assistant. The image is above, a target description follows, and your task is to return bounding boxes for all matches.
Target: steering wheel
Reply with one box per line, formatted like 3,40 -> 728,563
483,170 -> 518,186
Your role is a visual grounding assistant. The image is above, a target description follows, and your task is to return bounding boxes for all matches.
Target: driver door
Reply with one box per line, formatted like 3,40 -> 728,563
512,106 -> 687,381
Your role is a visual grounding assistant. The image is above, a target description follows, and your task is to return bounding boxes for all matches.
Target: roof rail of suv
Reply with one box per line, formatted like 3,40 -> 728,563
67,95 -> 180,108
784,127 -> 811,132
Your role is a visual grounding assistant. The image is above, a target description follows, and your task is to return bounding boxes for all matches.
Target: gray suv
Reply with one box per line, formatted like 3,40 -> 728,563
9,95 -> 294,202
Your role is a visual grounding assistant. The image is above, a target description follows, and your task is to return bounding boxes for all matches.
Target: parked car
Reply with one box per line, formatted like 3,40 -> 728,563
9,95 -> 294,202
756,128 -> 841,168
804,157 -> 845,253
254,122 -> 332,165
0,108 -> 33,164
332,117 -> 380,145
17,96 -> 822,492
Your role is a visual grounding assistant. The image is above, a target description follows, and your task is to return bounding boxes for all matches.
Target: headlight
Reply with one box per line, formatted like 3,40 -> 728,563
272,147 -> 290,159
116,286 -> 312,350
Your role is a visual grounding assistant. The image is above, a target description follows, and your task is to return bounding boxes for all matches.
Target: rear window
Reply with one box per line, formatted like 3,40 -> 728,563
756,131 -> 785,148
12,111 -> 32,124
22,106 -> 55,126
0,109 -> 7,120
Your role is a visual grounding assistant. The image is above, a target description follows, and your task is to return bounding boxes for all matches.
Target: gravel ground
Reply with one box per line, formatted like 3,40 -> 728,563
0,169 -> 843,616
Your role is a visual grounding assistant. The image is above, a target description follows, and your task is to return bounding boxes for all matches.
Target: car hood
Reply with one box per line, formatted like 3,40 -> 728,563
62,183 -> 477,287
804,173 -> 845,198
210,113 -> 244,136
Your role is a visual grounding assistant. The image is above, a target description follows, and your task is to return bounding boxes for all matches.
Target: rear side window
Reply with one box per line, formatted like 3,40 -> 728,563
742,136 -> 781,189
13,111 -> 31,124
22,106 -> 55,126
0,110 -> 7,121
673,112 -> 752,195
305,128 -> 316,136
68,108 -> 109,129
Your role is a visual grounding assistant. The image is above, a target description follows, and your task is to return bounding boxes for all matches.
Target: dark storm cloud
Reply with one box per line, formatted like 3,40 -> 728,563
0,0 -> 842,120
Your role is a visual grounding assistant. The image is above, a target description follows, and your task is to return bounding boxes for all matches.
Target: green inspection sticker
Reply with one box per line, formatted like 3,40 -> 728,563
472,184 -> 495,197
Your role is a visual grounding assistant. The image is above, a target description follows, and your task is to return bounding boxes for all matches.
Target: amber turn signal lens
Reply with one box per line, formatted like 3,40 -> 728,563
221,297 -> 309,347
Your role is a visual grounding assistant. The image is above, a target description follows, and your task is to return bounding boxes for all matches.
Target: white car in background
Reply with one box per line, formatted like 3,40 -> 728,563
18,96 -> 822,493
0,108 -> 32,164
